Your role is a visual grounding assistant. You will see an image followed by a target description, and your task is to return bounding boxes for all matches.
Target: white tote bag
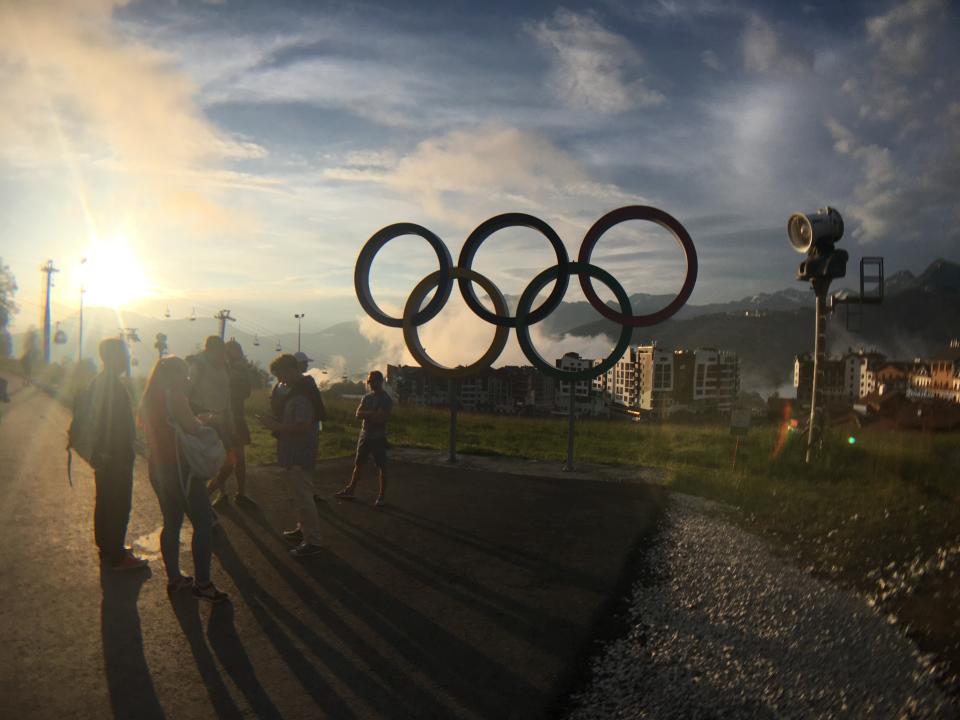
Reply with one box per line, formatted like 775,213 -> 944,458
166,391 -> 226,495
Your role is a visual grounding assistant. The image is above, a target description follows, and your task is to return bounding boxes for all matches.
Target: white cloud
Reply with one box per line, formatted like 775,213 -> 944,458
325,124 -> 631,232
610,0 -> 736,21
358,294 -> 618,376
205,55 -> 440,128
865,0 -> 944,76
844,0 -> 947,124
530,9 -> 664,113
700,49 -> 724,72
0,0 -> 268,238
827,118 -> 901,242
741,14 -> 812,75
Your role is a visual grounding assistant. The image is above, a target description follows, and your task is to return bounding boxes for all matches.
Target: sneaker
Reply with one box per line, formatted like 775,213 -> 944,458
234,494 -> 256,507
211,492 -> 230,509
374,496 -> 386,507
333,488 -> 355,499
282,528 -> 303,544
193,581 -> 230,604
289,543 -> 323,558
167,574 -> 194,592
110,550 -> 149,571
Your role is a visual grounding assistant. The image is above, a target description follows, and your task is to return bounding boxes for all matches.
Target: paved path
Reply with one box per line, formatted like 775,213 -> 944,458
0,380 -> 662,719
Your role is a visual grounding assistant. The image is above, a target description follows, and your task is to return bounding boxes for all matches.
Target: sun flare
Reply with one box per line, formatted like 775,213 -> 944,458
81,235 -> 151,309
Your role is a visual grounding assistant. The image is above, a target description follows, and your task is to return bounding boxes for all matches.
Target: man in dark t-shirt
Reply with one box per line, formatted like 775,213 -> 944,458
335,370 -> 392,507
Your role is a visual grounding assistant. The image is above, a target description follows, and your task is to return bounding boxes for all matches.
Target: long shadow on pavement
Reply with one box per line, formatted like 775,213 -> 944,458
227,502 -> 540,719
213,528 -> 399,719
317,503 -> 579,651
169,589 -> 283,720
100,567 -> 165,720
383,505 -> 607,592
221,507 -> 466,718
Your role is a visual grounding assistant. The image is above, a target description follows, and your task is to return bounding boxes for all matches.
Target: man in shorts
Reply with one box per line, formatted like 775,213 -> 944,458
335,370 -> 392,507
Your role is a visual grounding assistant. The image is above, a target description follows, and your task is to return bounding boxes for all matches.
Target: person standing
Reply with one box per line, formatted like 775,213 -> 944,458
206,340 -> 252,504
335,370 -> 392,507
260,354 -> 324,558
139,356 -> 228,602
90,338 -> 147,571
294,351 -> 312,374
189,336 -> 234,503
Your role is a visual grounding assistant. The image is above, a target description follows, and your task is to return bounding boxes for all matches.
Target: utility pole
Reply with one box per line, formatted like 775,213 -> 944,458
40,260 -> 59,364
214,309 -> 236,340
78,257 -> 87,363
295,313 -> 305,352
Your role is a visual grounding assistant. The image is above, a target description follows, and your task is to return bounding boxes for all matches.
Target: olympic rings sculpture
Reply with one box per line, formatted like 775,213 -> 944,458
354,206 -> 697,382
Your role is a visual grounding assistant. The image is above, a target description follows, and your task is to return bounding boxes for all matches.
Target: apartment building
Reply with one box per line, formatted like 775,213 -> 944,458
386,343 -> 740,419
385,364 -> 554,413
929,360 -> 960,403
638,344 -> 675,414
554,352 -> 602,415
794,351 -> 960,406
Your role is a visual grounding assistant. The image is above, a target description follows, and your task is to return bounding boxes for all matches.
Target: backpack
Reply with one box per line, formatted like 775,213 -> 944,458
66,384 -> 98,486
299,376 -> 327,423
280,376 -> 327,424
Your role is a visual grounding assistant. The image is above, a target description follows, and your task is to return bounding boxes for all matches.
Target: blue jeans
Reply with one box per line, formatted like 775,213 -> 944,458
148,462 -> 214,584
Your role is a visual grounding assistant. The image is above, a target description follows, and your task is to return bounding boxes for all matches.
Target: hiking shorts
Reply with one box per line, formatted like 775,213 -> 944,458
355,436 -> 387,468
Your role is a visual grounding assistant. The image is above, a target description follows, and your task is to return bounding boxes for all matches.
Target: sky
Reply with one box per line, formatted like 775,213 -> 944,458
1,0 -> 958,364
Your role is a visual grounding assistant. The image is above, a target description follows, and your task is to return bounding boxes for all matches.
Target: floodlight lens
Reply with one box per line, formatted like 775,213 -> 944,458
787,214 -> 811,252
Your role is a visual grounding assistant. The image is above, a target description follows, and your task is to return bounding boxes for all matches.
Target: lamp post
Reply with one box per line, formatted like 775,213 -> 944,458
78,257 -> 87,362
787,207 -> 848,463
294,313 -> 305,352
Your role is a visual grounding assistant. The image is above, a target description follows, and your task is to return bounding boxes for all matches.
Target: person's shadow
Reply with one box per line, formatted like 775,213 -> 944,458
100,567 -> 165,720
169,591 -> 282,720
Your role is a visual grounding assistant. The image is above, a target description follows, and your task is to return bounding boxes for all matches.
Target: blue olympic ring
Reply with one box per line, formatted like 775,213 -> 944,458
354,206 -> 697,381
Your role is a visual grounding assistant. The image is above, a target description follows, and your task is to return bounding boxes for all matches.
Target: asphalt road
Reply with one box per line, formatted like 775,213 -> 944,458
0,376 -> 662,720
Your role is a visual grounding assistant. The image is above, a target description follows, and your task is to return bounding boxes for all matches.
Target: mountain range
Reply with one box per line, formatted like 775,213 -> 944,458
565,258 -> 960,390
14,259 -> 959,393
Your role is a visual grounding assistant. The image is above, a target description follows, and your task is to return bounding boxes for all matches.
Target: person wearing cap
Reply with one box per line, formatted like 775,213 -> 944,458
261,353 -> 325,558
294,351 -> 312,373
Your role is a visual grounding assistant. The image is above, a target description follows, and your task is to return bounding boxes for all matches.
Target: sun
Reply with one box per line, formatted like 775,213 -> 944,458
81,235 -> 151,308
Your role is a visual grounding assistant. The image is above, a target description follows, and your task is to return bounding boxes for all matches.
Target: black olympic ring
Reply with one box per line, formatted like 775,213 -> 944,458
354,205 -> 697,382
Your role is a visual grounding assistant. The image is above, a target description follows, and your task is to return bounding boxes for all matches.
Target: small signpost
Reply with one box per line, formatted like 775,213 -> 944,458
730,408 -> 751,470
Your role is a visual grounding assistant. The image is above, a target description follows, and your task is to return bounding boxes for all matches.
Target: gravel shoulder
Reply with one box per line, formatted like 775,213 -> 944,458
564,493 -> 957,719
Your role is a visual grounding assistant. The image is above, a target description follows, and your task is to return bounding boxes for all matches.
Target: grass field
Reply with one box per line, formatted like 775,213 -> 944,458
247,391 -> 960,586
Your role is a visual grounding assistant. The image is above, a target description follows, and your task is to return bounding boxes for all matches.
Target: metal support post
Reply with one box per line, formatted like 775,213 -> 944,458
40,260 -> 59,364
563,381 -> 576,471
806,278 -> 831,463
447,378 -> 458,463
78,288 -> 85,362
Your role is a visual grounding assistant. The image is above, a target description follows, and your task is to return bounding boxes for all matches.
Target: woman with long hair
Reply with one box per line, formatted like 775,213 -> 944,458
139,356 -> 228,603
